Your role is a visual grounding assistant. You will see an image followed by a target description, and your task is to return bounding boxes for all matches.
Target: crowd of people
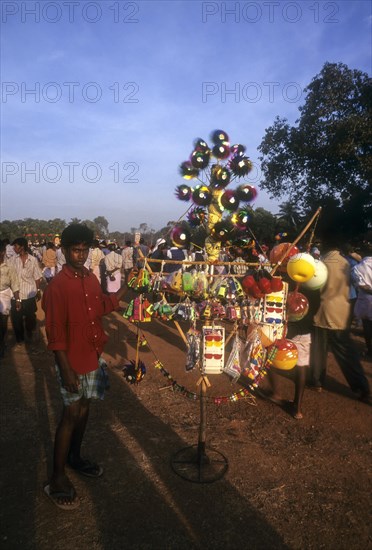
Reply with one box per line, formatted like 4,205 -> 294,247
0,224 -> 371,508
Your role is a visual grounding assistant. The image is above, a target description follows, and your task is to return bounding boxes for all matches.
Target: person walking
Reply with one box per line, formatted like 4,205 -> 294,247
311,236 -> 370,402
10,237 -> 43,346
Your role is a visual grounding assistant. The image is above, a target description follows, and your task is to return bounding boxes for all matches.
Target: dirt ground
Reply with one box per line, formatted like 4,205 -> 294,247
1,297 -> 371,550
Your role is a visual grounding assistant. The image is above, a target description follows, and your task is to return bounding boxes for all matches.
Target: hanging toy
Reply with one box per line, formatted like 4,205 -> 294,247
287,253 -> 316,283
185,328 -> 201,372
122,360 -> 146,384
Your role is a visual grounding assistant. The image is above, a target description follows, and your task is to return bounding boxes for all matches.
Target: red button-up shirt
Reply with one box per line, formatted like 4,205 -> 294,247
42,265 -> 119,374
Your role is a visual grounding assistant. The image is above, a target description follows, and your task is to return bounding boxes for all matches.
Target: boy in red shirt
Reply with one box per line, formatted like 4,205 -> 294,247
42,224 -> 127,509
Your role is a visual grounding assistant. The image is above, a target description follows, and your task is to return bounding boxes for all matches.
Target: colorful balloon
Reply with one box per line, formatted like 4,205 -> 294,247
287,253 -> 316,283
287,291 -> 309,322
301,259 -> 328,290
267,339 -> 298,370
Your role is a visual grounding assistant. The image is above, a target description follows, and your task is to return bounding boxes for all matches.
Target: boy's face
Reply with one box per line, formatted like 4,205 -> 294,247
63,243 -> 90,271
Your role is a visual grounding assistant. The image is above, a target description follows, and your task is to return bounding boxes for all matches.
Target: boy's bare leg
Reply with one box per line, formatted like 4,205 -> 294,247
49,399 -> 87,505
68,398 -> 91,466
293,366 -> 306,419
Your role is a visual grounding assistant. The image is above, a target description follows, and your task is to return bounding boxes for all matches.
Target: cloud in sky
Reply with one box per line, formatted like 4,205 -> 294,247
1,0 -> 371,232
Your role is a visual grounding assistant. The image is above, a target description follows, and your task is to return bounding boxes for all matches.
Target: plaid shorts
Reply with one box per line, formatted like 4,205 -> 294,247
55,358 -> 109,406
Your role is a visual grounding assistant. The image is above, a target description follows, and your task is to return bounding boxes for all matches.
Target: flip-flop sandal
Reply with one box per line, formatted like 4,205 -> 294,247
68,459 -> 103,478
43,484 -> 80,510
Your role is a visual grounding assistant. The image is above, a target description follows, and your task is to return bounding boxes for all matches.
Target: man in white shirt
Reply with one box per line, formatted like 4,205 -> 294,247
10,237 -> 43,345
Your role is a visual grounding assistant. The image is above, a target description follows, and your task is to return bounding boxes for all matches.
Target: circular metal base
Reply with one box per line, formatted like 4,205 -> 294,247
171,444 -> 228,483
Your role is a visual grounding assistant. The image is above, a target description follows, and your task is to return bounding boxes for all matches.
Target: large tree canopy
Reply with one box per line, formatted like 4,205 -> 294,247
258,62 -> 372,235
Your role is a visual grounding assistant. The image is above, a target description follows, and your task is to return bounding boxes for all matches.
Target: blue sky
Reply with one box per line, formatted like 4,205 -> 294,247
1,0 -> 371,232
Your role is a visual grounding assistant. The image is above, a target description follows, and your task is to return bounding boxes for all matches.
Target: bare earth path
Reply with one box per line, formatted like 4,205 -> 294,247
1,301 -> 371,549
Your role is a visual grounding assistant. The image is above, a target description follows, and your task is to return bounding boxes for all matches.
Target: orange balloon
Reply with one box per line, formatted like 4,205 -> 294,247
269,243 -> 299,272
267,338 -> 298,370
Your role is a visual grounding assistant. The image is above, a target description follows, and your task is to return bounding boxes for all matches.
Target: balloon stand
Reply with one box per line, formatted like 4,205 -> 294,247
171,376 -> 228,483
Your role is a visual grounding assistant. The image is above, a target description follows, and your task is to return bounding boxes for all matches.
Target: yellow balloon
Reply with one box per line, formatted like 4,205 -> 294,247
287,253 -> 316,283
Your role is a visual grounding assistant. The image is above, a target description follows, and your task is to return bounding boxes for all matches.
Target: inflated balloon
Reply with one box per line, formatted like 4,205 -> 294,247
171,225 -> 191,248
287,253 -> 316,283
229,156 -> 253,177
211,220 -> 235,242
193,138 -> 209,153
219,190 -> 240,211
190,150 -> 210,170
230,144 -> 246,156
211,129 -> 229,144
179,161 -> 199,180
267,339 -> 298,370
236,184 -> 257,202
192,185 -> 212,206
187,207 -> 206,227
231,208 -> 250,230
269,243 -> 299,272
210,164 -> 231,189
174,184 -> 192,201
302,259 -> 328,290
270,277 -> 284,292
287,291 -> 309,321
212,143 -> 230,160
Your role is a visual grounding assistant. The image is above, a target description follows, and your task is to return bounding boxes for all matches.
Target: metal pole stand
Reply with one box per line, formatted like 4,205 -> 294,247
171,376 -> 228,483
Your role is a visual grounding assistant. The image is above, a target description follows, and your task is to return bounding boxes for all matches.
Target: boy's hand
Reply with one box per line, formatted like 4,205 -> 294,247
60,367 -> 80,393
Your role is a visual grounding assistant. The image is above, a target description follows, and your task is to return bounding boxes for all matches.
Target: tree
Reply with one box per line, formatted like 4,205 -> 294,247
258,62 -> 372,234
93,216 -> 109,237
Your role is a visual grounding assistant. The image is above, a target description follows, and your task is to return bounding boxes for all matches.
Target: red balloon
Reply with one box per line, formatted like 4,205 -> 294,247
287,291 -> 309,322
269,243 -> 299,272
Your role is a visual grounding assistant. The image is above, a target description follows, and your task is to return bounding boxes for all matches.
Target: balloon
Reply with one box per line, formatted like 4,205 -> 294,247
301,259 -> 328,290
171,225 -> 190,248
210,164 -> 231,189
267,339 -> 298,370
236,184 -> 257,202
211,129 -> 229,144
287,291 -> 309,321
212,143 -> 230,159
211,220 -> 235,242
287,253 -> 316,283
190,149 -> 210,169
229,155 -> 253,177
187,207 -> 206,227
192,185 -> 212,206
174,184 -> 192,201
219,190 -> 240,211
231,208 -> 250,230
269,243 -> 300,272
179,161 -> 199,180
